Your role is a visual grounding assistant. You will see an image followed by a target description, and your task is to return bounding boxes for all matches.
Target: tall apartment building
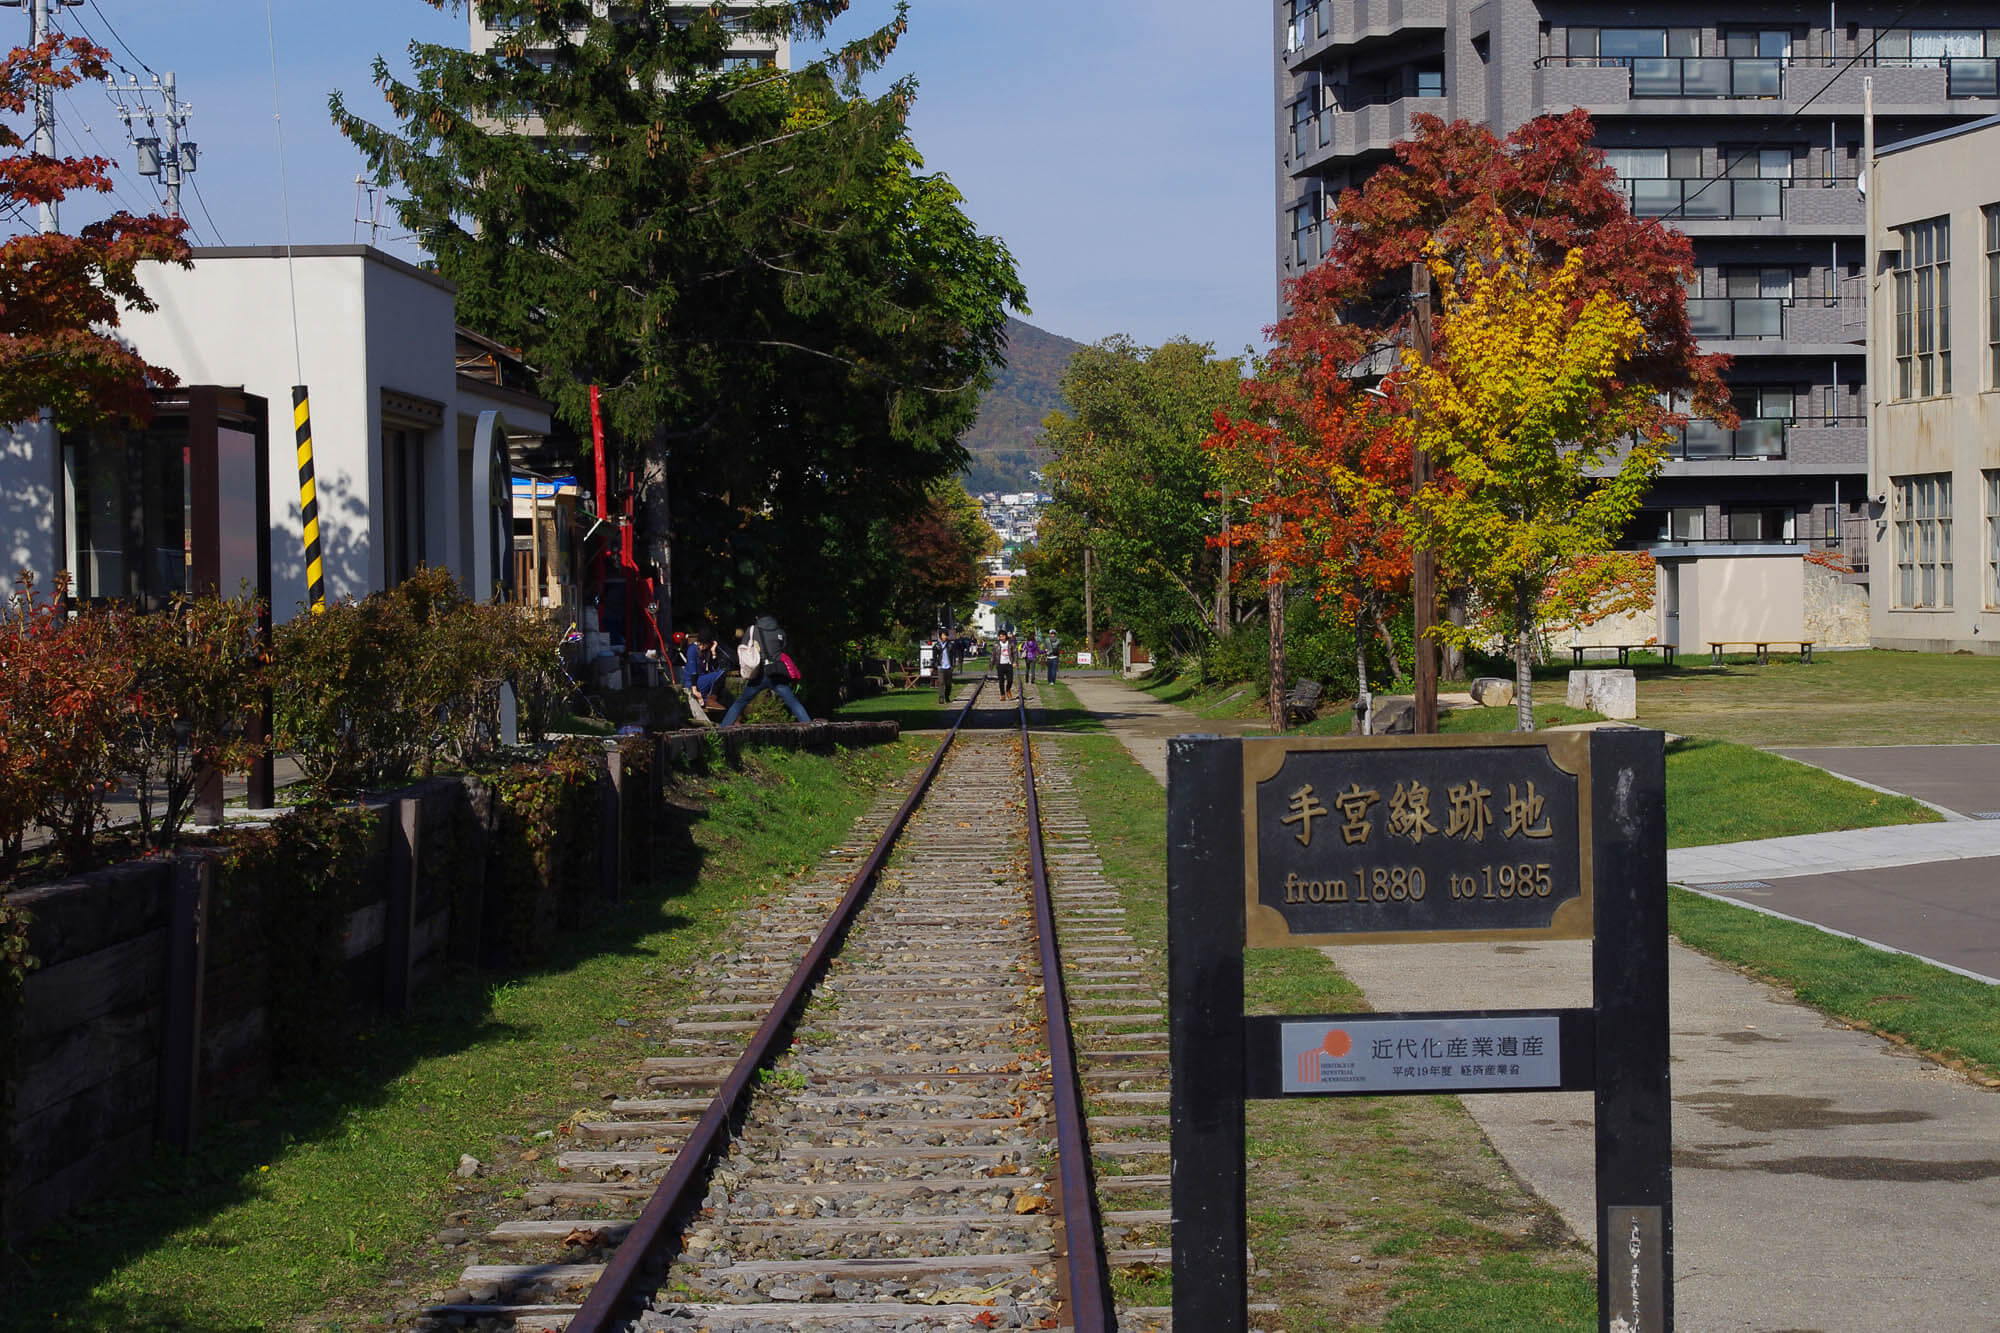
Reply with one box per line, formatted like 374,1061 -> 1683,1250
469,1 -> 792,104
1275,3 -> 2000,569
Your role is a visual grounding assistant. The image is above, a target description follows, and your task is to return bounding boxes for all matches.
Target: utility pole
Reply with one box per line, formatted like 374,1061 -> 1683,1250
32,0 -> 54,233
1217,484 -> 1232,638
1410,261 -> 1439,734
1083,546 -> 1094,651
114,70 -> 196,220
6,0 -> 82,230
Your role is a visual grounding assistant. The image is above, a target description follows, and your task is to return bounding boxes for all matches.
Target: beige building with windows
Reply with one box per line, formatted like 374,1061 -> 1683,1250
1867,114 -> 2000,653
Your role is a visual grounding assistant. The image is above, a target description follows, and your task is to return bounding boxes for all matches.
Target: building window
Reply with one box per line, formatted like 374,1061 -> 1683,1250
1660,507 -> 1705,541
1987,204 -> 2000,388
1894,473 -> 1953,608
1894,216 -> 1951,399
1724,506 -> 1794,542
1986,470 -> 2000,608
382,425 -> 427,586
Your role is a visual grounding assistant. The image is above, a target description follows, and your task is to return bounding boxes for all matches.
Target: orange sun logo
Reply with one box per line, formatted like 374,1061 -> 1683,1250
1321,1029 -> 1352,1059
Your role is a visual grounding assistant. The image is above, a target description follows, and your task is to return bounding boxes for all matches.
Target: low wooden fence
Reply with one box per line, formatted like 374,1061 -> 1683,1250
1,720 -> 895,1241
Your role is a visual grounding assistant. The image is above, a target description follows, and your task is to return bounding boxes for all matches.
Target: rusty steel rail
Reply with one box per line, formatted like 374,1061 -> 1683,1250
566,679 -> 988,1333
1018,689 -> 1116,1333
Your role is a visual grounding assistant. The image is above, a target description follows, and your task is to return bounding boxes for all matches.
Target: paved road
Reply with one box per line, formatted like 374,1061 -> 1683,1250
1061,672 -> 2000,1333
1772,744 -> 2000,819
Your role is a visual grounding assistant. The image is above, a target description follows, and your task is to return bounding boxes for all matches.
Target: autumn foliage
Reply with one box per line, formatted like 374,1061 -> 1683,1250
1207,111 -> 1724,724
0,33 -> 189,428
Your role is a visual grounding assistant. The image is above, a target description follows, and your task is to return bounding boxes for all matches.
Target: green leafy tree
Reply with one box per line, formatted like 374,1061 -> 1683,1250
885,479 -> 995,633
332,1 -> 1023,661
1402,242 -> 1667,729
1039,337 -> 1244,659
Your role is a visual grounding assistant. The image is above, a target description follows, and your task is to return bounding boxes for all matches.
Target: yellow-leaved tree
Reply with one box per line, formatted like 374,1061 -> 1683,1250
1404,242 -> 1672,731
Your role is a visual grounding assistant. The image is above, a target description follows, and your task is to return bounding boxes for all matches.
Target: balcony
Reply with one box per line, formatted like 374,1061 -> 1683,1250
1617,177 -> 1862,231
1668,418 -> 1788,461
1654,417 -> 1866,468
1294,88 -> 1445,166
1283,0 -> 1447,63
1685,297 -> 1862,350
1534,56 -> 1998,114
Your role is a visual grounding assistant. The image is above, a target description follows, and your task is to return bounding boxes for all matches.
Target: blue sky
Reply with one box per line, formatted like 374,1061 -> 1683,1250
21,1 -> 1276,356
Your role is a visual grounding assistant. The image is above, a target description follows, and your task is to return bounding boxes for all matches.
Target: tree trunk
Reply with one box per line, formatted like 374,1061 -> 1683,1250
1445,588 -> 1469,682
1513,578 -> 1536,733
639,433 -> 674,645
1376,612 -> 1404,684
1267,573 -> 1287,731
1355,608 -> 1373,736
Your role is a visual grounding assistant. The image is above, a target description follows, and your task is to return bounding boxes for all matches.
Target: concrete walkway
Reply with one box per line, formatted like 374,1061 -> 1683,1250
1060,671 -> 2000,1333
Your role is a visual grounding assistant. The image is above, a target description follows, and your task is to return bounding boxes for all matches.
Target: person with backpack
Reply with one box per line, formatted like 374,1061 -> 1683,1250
1021,631 -> 1039,688
721,613 -> 811,725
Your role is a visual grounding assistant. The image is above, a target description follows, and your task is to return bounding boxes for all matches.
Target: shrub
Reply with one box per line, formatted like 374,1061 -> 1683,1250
272,569 -> 566,792
0,587 -> 137,876
120,592 -> 269,849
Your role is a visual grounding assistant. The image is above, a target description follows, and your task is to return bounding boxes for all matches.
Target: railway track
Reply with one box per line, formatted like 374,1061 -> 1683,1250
414,675 -> 1173,1333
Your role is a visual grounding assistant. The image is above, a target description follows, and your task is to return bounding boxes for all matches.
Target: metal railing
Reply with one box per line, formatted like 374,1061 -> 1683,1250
1685,296 -> 1856,342
1616,175 -> 1857,221
1537,53 -> 2000,99
1665,418 -> 1788,460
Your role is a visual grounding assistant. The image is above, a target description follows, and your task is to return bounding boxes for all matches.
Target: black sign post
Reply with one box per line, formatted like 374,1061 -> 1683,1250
1168,730 -> 1671,1333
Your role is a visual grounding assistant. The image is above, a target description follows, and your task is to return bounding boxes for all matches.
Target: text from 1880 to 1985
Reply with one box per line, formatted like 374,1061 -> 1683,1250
1242,734 -> 1593,946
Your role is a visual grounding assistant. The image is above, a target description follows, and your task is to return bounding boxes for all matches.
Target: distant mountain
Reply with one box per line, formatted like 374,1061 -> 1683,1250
960,317 -> 1086,494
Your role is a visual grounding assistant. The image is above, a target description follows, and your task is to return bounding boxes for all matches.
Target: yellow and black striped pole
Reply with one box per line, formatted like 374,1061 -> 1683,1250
293,385 -> 325,614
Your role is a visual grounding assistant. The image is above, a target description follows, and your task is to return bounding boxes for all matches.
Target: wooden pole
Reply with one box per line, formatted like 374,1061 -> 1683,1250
1083,546 -> 1095,652
1411,262 -> 1439,735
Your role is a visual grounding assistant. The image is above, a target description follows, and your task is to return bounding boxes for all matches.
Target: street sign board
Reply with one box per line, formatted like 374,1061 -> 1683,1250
1244,734 -> 1591,946
1168,729 -> 1673,1333
1276,1014 -> 1562,1094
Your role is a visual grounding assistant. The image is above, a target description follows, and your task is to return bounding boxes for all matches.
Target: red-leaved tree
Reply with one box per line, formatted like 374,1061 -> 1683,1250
0,32 -> 189,428
1213,111 -> 1728,714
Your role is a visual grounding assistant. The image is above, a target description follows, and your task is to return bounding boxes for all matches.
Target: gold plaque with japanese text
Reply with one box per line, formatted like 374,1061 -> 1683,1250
1241,734 -> 1593,947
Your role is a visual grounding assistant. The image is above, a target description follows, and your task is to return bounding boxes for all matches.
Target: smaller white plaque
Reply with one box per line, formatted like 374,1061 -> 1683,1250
1280,1015 -> 1561,1094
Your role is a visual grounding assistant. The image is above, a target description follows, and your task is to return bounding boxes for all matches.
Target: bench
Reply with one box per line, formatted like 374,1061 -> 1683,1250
1283,678 -> 1324,725
1570,643 -> 1675,668
1708,640 -> 1814,667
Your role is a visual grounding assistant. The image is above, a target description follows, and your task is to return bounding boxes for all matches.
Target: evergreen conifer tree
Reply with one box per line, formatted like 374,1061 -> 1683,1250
332,1 -> 1023,648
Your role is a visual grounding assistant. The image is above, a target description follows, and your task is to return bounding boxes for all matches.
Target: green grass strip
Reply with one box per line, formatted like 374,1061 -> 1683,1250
1669,886 -> 2000,1083
12,741 -> 925,1332
1663,740 -> 1939,847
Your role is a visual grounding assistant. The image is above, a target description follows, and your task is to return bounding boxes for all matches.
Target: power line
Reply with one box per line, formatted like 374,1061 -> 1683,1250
186,174 -> 226,246
84,0 -> 157,78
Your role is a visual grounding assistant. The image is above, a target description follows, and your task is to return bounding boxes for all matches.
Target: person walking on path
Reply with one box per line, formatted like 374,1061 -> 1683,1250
1044,632 -> 1059,684
995,630 -> 1016,700
933,628 -> 954,703
721,613 -> 810,725
1021,632 -> 1039,688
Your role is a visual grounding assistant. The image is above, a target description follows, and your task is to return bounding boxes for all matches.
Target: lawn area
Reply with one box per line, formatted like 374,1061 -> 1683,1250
1135,669 -> 1273,722
1628,649 -> 2000,747
1664,738 -> 1937,846
10,740 -> 925,1332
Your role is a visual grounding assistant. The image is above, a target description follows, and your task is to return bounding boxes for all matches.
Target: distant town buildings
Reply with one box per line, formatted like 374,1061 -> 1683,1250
978,488 -> 1050,548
